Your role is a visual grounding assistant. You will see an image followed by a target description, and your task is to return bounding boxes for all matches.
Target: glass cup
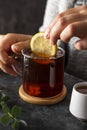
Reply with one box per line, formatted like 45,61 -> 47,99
13,47 -> 65,98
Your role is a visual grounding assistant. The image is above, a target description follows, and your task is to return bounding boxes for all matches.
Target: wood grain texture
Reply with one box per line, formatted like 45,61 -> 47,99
19,85 -> 67,105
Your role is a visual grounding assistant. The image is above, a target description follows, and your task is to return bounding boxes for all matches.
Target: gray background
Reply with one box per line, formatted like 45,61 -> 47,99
0,0 -> 47,35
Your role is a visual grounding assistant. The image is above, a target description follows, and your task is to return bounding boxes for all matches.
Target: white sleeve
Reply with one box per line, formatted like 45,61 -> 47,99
39,0 -> 60,32
39,0 -> 75,32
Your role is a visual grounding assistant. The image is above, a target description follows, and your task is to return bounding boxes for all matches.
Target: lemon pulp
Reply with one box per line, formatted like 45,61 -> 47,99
30,32 -> 57,57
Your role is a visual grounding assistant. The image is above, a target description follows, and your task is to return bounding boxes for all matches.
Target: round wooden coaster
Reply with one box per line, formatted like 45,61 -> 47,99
19,85 -> 67,105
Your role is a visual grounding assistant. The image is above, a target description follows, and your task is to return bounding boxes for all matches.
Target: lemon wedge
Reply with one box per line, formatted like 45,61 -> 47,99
30,32 -> 57,57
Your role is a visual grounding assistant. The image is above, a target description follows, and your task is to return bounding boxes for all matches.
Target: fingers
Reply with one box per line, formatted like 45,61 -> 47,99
59,5 -> 87,15
47,18 -> 87,44
0,33 -> 31,48
60,21 -> 87,43
0,60 -> 17,76
0,33 -> 32,75
12,33 -> 32,42
44,5 -> 87,44
44,6 -> 81,40
45,14 -> 79,44
0,50 -> 17,65
11,38 -> 32,53
75,38 -> 87,50
0,50 -> 18,75
44,14 -> 60,39
0,33 -> 32,63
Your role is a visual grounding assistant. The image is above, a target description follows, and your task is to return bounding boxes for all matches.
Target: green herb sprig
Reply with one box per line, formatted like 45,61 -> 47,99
0,91 -> 27,130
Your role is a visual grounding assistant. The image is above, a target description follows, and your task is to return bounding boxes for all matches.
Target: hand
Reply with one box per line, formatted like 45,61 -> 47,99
44,5 -> 87,50
0,33 -> 32,75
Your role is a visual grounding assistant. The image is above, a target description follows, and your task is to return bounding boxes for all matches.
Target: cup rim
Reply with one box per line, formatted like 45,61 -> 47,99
73,82 -> 87,96
21,47 -> 65,60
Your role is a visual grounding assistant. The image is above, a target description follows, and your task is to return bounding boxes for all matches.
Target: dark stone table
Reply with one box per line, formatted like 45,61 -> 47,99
0,70 -> 87,130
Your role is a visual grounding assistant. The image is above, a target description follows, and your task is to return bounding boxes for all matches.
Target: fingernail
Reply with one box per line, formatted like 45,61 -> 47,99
12,45 -> 19,53
12,44 -> 17,50
44,32 -> 50,39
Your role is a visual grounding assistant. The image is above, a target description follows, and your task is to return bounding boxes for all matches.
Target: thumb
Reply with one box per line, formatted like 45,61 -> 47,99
11,39 -> 31,54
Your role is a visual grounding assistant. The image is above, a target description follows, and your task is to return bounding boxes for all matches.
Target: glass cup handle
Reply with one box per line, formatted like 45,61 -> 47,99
11,54 -> 22,76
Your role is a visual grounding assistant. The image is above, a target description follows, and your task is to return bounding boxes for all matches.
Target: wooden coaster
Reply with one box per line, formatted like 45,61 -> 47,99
19,85 -> 67,105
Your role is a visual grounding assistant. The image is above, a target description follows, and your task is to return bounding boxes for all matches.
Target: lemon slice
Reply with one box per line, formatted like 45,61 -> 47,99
30,32 -> 57,57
